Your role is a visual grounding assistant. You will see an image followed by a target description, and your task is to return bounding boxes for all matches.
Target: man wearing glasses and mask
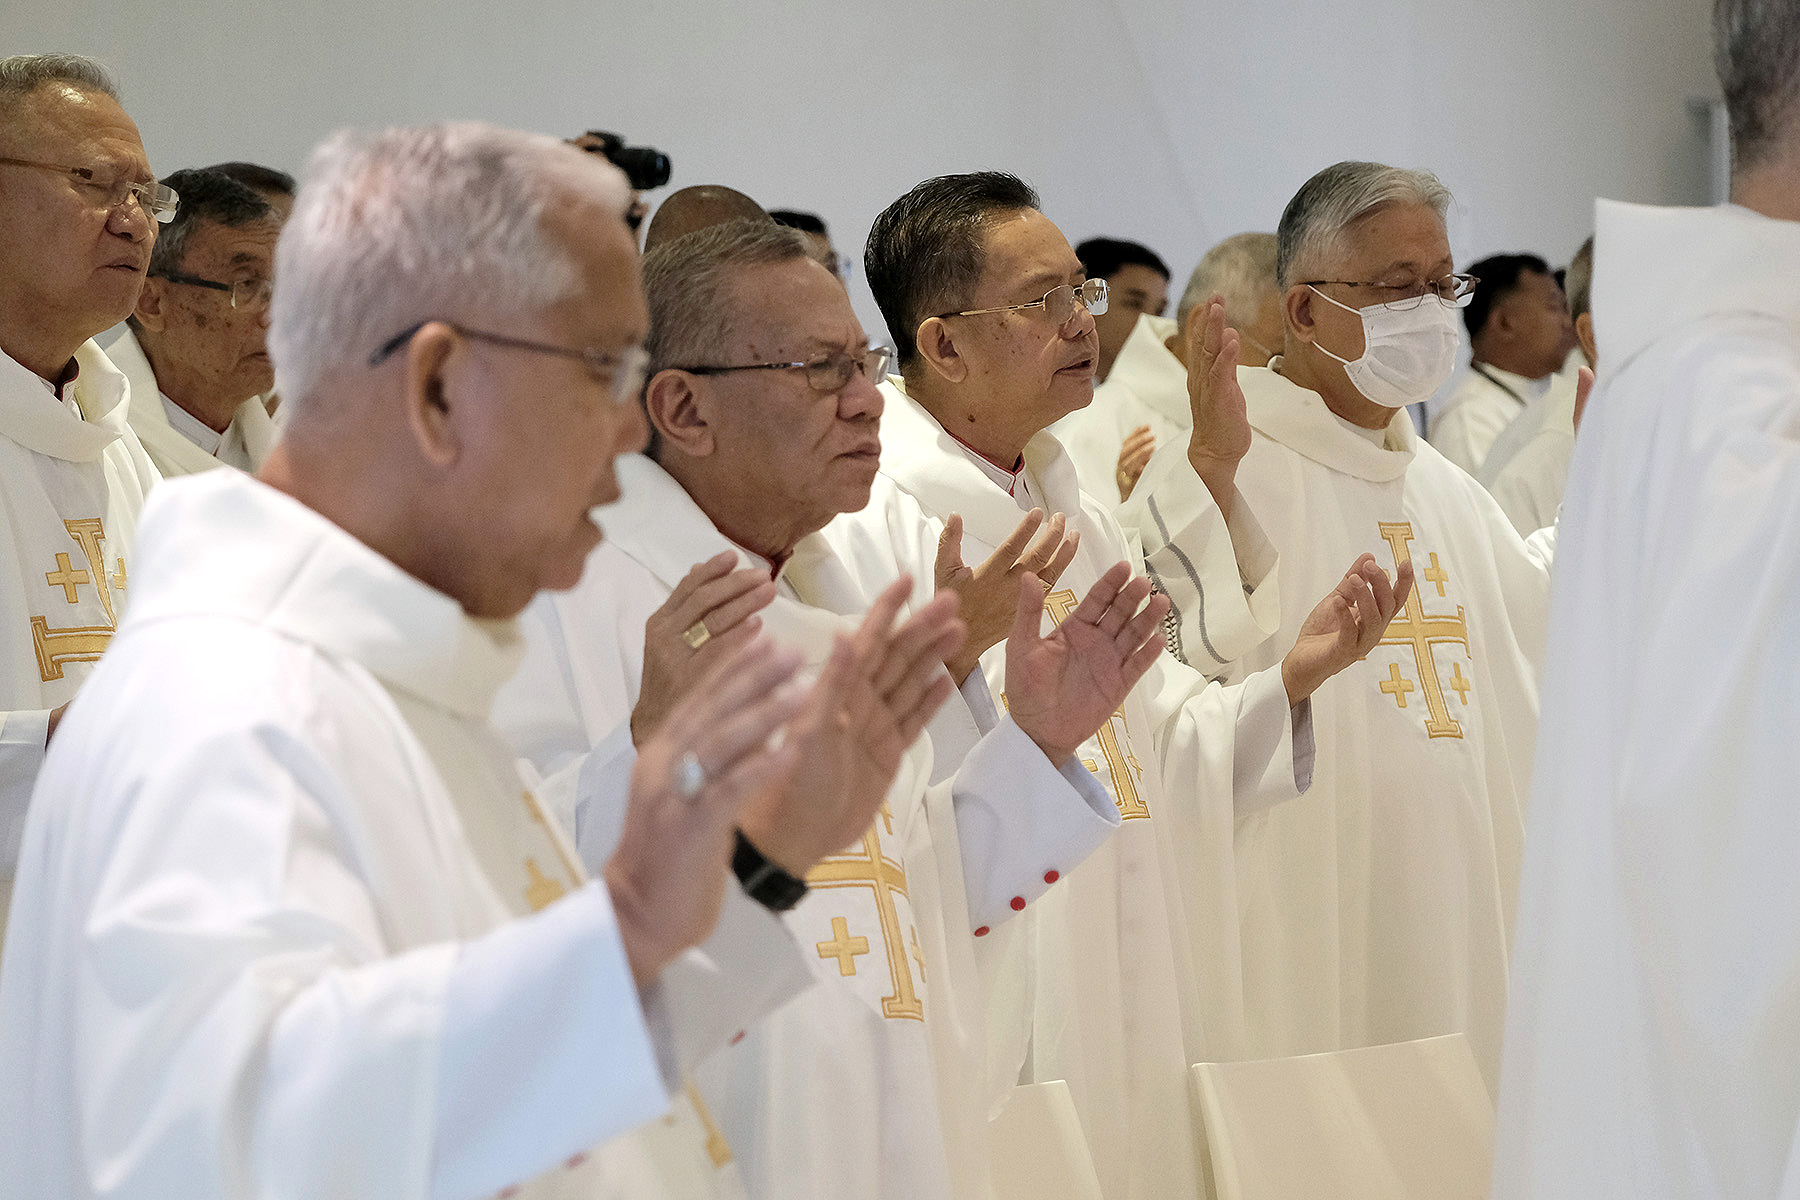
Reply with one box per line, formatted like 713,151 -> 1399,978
1120,160 -> 1563,1100
844,171 -> 1414,1200
0,53 -> 167,948
106,167 -> 281,476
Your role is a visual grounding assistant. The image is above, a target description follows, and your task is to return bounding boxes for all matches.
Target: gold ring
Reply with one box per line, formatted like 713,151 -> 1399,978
682,620 -> 712,650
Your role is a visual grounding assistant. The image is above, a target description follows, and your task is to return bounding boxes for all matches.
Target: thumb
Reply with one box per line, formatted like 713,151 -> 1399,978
934,514 -> 965,584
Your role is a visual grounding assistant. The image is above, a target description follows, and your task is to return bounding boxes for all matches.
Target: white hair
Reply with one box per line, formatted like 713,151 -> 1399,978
1275,161 -> 1452,290
1177,231 -> 1279,329
268,121 -> 629,410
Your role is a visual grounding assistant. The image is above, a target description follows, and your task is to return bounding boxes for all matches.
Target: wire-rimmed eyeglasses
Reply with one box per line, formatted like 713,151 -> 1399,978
0,156 -> 179,223
368,321 -> 651,408
936,278 -> 1109,325
1299,273 -> 1480,311
673,345 -> 895,393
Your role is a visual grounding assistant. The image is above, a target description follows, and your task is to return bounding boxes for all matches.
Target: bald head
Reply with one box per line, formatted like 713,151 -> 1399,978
643,185 -> 768,251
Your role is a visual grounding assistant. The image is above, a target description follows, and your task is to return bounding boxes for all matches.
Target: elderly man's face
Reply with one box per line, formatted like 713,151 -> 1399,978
1293,200 -> 1452,421
950,209 -> 1099,430
454,198 -> 649,613
0,84 -> 157,366
136,216 -> 280,423
696,257 -> 884,534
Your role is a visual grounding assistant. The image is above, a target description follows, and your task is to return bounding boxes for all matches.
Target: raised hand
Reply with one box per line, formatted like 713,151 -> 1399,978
1278,553 -> 1416,705
608,636 -> 805,987
631,551 -> 778,744
935,508 -> 1078,684
736,578 -> 966,874
1003,563 -> 1171,766
1182,297 -> 1254,522
1116,425 -> 1156,501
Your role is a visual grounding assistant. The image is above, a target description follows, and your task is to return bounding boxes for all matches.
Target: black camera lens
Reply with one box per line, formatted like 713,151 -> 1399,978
610,147 -> 671,192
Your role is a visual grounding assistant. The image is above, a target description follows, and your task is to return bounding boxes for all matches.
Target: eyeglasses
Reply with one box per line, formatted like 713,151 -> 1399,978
938,278 -> 1109,325
0,156 -> 179,223
1300,273 -> 1480,310
675,345 -> 895,393
369,321 -> 652,408
153,271 -> 274,312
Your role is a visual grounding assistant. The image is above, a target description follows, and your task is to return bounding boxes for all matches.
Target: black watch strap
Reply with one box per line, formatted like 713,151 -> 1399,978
732,830 -> 809,912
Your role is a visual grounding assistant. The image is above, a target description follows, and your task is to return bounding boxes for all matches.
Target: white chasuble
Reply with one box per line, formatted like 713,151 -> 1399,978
497,454 -> 1117,1200
1492,202 -> 1800,1200
0,340 -> 159,945
101,326 -> 279,477
829,380 -> 1311,1200
1121,362 -> 1552,1093
0,470 -> 807,1200
1048,314 -> 1190,507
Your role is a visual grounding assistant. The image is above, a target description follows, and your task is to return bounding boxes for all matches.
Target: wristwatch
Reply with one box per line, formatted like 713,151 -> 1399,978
732,830 -> 809,912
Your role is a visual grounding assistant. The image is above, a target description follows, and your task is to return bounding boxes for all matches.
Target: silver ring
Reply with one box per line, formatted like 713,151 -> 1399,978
675,751 -> 706,800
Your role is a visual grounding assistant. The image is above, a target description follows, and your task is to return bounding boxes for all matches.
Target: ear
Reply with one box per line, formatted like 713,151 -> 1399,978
1575,311 -> 1597,367
402,322 -> 462,468
643,369 -> 715,459
133,276 -> 170,332
913,316 -> 968,385
1283,283 -> 1319,344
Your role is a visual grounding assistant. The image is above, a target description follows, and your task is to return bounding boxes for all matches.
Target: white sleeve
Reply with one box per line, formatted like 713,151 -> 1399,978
0,707 -> 49,876
429,882 -> 669,1200
1119,452 -> 1281,678
948,716 -> 1120,932
65,728 -> 671,1200
547,726 -> 816,1072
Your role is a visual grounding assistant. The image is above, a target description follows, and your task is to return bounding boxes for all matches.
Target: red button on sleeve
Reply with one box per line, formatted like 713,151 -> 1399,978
1010,896 -> 1027,911
1043,869 -> 1059,884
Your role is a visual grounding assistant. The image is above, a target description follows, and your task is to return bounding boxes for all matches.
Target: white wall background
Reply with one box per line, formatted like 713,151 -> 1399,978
11,0 -> 1718,340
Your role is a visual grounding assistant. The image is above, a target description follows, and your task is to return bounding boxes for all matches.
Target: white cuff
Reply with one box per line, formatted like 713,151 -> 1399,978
953,717 -> 1120,932
1231,666 -> 1315,816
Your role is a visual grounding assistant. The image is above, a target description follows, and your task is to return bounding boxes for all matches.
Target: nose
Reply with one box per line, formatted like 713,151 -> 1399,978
107,195 -> 153,241
1064,299 -> 1097,339
839,367 -> 885,420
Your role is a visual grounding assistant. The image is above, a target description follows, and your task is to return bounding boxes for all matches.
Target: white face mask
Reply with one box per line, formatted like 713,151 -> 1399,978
1307,286 -> 1461,408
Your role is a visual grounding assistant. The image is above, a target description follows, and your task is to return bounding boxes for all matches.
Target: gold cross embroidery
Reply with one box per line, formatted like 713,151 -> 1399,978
807,829 -> 924,1020
909,926 -> 927,984
1375,523 -> 1471,739
816,915 -> 870,975
1043,587 -> 1151,820
1422,552 -> 1450,598
32,518 -> 125,682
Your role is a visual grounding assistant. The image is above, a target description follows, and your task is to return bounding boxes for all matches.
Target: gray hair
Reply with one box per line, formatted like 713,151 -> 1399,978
1564,236 -> 1595,321
268,121 -> 629,411
1177,231 -> 1279,329
1276,161 -> 1453,290
643,218 -> 813,373
0,54 -> 119,122
1715,0 -> 1800,174
640,218 -> 814,458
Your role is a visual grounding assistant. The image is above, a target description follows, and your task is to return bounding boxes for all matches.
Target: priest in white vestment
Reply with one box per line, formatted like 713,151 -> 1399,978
1427,252 -> 1574,475
1479,239 -> 1596,535
1052,233 -> 1281,507
0,122 -> 968,1200
1492,7 -> 1800,1192
853,172 -> 1413,1200
102,167 -> 283,476
497,219 -> 1171,1200
1121,162 -> 1553,1094
0,56 -> 164,945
